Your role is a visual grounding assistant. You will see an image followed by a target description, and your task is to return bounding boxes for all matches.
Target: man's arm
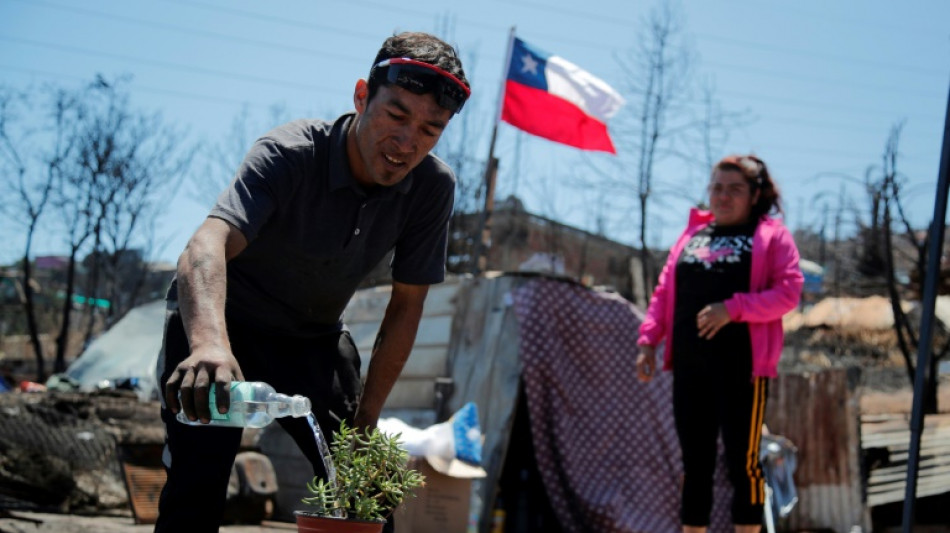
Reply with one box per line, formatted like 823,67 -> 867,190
165,217 -> 248,423
352,280 -> 429,430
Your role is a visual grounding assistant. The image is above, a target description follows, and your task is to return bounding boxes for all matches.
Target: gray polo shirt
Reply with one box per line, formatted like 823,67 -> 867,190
173,113 -> 455,337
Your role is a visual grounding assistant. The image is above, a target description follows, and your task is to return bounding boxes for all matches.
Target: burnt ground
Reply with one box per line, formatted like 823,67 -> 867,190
0,390 -> 299,532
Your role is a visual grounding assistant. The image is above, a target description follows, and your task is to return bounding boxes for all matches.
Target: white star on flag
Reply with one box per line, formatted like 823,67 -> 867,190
520,53 -> 538,75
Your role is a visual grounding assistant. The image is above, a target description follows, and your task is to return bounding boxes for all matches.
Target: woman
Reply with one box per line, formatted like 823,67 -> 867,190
636,155 -> 803,533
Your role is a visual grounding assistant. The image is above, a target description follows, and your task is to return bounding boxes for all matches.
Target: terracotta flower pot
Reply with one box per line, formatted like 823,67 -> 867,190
294,511 -> 384,533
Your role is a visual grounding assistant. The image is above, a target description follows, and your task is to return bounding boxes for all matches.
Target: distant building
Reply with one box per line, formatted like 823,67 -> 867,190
34,255 -> 70,271
358,196 -> 646,303
450,196 -> 642,301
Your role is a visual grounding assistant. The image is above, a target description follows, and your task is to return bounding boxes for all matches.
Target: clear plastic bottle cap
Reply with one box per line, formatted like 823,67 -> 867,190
290,395 -> 311,417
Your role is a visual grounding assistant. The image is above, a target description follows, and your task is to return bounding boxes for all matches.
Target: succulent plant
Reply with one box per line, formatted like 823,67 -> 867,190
301,420 -> 425,522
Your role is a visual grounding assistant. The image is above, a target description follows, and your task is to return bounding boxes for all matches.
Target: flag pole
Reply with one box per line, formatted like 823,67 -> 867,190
471,26 -> 516,274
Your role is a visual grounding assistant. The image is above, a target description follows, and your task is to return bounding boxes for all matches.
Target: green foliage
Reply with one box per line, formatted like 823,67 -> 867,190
301,421 -> 425,522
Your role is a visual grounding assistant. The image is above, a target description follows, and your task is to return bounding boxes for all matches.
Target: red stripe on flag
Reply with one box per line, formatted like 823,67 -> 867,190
501,80 -> 617,154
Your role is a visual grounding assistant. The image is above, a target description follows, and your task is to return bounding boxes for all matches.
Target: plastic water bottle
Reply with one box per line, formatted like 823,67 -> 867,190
176,381 -> 311,428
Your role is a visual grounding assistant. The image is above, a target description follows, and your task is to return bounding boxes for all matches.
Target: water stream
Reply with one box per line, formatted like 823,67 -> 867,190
305,412 -> 343,518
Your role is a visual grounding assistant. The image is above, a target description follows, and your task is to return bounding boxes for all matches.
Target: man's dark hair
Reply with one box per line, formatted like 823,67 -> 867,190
367,32 -> 469,104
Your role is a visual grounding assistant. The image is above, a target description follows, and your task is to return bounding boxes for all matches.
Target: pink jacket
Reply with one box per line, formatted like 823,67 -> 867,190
637,208 -> 803,378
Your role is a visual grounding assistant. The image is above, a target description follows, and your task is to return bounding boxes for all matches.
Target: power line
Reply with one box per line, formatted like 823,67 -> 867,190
754,112 -> 934,136
342,0 -> 502,34
0,33 -> 936,139
702,59 -> 945,101
0,34 -> 342,94
763,3 -> 948,39
0,63 -> 320,116
10,0 -> 366,65
158,0 -> 382,42
693,32 -> 946,78
717,87 -> 937,122
347,0 -> 948,77
495,0 -> 949,39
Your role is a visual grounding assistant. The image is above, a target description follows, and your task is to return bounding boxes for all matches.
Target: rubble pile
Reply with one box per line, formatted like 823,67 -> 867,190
0,391 -> 163,514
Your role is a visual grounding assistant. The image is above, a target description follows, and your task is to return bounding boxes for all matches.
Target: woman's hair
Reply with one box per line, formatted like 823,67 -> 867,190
367,32 -> 469,103
712,154 -> 783,218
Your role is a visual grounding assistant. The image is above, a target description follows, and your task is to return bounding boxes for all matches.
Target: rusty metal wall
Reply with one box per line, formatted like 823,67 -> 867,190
765,368 -> 870,532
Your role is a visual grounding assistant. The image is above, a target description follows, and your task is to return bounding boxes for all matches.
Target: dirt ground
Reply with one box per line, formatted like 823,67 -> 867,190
0,511 -> 296,533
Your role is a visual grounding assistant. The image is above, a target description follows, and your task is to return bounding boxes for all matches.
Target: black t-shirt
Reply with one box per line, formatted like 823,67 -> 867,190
672,221 -> 756,360
169,113 -> 456,337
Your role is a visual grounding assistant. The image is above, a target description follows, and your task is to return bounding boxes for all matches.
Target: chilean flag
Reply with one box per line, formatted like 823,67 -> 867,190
502,37 -> 624,154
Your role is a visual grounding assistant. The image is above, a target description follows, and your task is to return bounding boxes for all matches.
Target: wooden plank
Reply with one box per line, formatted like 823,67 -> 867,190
345,277 -> 461,322
344,286 -> 392,322
384,378 -> 435,410
867,473 -> 950,496
396,346 -> 452,378
868,479 -> 950,507
860,422 -> 950,438
862,411 -> 950,509
349,316 -> 453,353
869,462 -> 950,483
861,431 -> 950,449
860,424 -> 950,446
887,444 -> 950,463
861,413 -> 950,433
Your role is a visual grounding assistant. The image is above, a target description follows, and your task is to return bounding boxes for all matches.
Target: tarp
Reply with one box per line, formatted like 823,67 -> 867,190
445,275 -> 735,532
512,277 -> 732,532
65,299 -> 165,401
799,259 -> 824,295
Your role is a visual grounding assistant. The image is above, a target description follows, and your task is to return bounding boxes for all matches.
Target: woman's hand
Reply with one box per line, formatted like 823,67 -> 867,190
636,344 -> 657,383
697,302 -> 731,339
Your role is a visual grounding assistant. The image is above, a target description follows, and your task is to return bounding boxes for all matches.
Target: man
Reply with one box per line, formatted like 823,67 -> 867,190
154,32 -> 470,532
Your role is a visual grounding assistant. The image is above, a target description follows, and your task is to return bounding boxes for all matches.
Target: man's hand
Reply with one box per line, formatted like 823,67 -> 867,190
697,302 -> 731,339
636,344 -> 657,383
165,345 -> 244,423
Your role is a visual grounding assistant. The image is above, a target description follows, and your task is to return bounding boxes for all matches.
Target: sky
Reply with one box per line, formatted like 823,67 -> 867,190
1,0 -> 949,265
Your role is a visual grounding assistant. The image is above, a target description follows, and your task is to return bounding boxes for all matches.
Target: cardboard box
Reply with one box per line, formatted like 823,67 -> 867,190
396,457 -> 472,533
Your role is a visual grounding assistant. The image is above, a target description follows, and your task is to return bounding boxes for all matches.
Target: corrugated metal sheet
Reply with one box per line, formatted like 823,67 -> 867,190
441,274 -> 524,532
766,369 -> 869,532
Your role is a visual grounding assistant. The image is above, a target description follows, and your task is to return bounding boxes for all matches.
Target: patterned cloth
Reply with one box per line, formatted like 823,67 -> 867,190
513,278 -> 733,532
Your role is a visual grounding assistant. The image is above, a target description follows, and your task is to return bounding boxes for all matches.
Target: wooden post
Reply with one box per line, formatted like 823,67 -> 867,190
471,27 -> 515,274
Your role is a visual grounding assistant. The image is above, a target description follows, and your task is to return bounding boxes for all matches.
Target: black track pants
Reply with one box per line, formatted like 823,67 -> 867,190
672,350 -> 768,527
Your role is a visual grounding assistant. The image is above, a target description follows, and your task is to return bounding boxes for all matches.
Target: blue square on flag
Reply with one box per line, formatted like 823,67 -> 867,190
508,39 -> 548,91
502,37 -> 624,154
